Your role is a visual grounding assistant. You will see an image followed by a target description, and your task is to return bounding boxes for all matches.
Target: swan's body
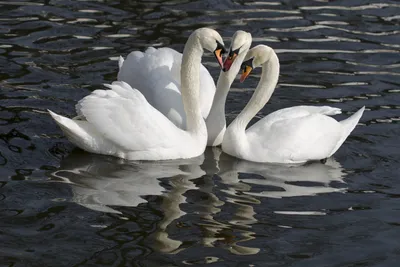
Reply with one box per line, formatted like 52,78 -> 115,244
49,28 -> 225,160
222,45 -> 365,164
117,31 -> 253,147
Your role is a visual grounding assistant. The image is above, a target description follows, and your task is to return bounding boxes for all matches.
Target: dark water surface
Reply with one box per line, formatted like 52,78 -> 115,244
1,0 -> 400,266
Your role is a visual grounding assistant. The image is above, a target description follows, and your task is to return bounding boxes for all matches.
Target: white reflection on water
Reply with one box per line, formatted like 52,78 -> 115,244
51,147 -> 347,254
211,147 -> 346,199
51,151 -> 205,214
217,153 -> 346,199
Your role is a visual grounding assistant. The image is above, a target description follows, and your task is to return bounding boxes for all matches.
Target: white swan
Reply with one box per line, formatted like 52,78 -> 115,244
48,28 -> 226,161
222,45 -> 365,164
117,31 -> 252,147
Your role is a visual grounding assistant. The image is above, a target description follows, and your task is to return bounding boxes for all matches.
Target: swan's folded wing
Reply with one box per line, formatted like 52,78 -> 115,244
117,47 -> 181,110
158,47 -> 182,83
248,106 -> 313,134
77,81 -> 182,151
248,105 -> 341,134
118,48 -> 176,93
289,105 -> 341,116
248,114 -> 343,162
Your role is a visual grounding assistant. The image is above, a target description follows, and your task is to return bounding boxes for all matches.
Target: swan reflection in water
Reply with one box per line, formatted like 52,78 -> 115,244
50,148 -> 347,255
51,150 -> 205,214
215,148 -> 347,199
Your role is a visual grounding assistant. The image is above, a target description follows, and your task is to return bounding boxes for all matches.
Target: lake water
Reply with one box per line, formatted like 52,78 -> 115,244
0,0 -> 399,266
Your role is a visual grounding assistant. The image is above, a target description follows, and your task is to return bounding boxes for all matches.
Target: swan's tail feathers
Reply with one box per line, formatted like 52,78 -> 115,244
330,106 -> 365,156
48,110 -> 96,153
339,106 -> 365,133
118,56 -> 124,69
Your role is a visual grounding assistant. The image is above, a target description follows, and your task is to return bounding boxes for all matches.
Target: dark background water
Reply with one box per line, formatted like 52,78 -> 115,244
1,0 -> 399,266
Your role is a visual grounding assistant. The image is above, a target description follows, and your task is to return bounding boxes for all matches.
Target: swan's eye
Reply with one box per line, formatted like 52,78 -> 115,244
222,47 -> 242,72
228,48 -> 240,60
240,58 -> 253,71
216,41 -> 226,54
228,53 -> 236,61
239,58 -> 254,82
240,64 -> 253,83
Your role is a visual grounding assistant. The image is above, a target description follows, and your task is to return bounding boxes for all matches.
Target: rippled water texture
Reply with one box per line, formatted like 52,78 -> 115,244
0,0 -> 399,266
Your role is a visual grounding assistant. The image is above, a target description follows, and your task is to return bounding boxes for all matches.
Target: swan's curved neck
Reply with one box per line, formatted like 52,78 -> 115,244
205,48 -> 249,146
180,34 -> 206,133
230,51 -> 280,134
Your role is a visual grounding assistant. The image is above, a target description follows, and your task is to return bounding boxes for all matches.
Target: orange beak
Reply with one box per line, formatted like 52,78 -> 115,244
240,65 -> 253,83
223,53 -> 237,72
214,48 -> 224,69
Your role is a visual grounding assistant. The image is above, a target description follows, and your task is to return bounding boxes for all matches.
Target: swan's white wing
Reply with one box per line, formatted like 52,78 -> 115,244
118,47 -> 178,103
117,47 -> 216,127
117,48 -> 185,127
77,81 -> 185,153
289,105 -> 341,116
253,105 -> 341,131
158,47 -> 183,82
247,113 -> 343,163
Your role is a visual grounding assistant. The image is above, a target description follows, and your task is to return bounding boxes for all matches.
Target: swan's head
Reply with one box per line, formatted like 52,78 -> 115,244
239,45 -> 274,82
195,28 -> 226,69
222,30 -> 252,72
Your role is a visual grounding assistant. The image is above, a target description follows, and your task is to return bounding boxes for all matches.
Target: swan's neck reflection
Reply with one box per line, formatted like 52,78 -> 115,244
51,147 -> 347,255
152,175 -> 197,254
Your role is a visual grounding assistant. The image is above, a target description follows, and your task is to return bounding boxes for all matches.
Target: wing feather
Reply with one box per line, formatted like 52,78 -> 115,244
78,81 -> 183,152
248,113 -> 343,162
